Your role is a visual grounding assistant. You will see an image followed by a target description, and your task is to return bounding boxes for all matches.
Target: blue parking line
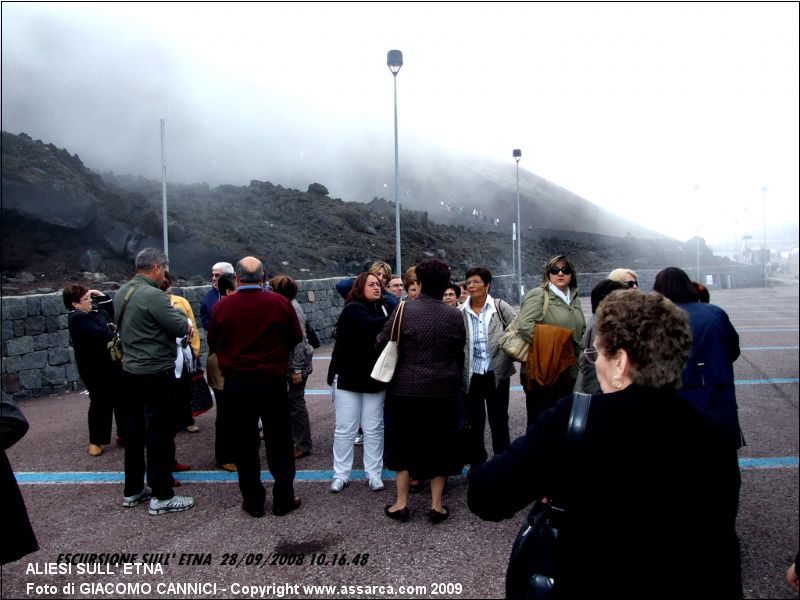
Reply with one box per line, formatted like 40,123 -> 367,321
742,345 -> 799,350
735,378 -> 799,385
738,457 -> 798,469
15,457 -> 798,485
736,328 -> 799,332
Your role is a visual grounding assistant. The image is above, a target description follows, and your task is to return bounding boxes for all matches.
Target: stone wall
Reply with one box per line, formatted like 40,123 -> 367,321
0,264 -> 765,400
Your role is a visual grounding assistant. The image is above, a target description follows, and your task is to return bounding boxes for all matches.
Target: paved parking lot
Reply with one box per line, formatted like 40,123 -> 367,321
2,284 -> 798,599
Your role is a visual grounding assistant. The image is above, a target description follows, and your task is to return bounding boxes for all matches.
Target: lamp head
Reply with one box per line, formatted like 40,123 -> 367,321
387,50 -> 403,75
513,148 -> 522,163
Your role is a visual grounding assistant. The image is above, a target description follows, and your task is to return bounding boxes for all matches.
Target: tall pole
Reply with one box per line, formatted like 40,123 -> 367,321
513,149 -> 522,302
694,184 -> 700,283
388,50 -> 403,276
161,118 -> 169,262
393,74 -> 401,275
511,222 -> 517,300
761,186 -> 768,286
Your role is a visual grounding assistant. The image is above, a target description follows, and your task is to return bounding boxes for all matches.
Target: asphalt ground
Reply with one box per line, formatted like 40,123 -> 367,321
1,284 -> 798,599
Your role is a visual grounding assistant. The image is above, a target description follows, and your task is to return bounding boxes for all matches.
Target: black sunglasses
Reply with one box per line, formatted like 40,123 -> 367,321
623,280 -> 638,289
548,266 -> 573,276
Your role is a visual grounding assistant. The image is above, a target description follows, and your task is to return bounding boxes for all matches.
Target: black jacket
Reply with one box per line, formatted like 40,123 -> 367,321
67,294 -> 121,388
468,384 -> 742,599
328,297 -> 392,393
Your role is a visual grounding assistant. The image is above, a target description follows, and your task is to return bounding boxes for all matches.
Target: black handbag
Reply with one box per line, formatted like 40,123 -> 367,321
305,320 -> 321,349
505,392 -> 591,600
190,369 -> 214,417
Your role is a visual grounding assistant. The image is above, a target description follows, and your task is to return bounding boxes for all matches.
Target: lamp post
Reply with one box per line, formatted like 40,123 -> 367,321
513,149 -> 522,302
694,184 -> 700,283
161,118 -> 169,262
387,50 -> 403,275
761,186 -> 768,286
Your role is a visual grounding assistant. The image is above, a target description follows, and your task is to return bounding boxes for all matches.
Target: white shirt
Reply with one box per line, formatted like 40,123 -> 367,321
462,293 -> 497,375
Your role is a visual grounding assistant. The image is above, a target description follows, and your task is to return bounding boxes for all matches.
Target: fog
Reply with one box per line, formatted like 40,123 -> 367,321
2,3 -> 798,246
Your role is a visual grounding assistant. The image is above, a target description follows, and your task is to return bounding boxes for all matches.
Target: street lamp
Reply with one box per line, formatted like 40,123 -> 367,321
761,186 -> 768,286
513,148 -> 522,302
161,118 -> 169,262
387,50 -> 403,275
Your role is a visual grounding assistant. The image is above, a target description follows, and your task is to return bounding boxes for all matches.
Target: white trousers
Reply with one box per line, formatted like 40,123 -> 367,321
332,383 -> 384,481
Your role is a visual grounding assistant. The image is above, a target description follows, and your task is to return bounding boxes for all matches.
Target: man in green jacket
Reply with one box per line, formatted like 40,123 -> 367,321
115,248 -> 195,515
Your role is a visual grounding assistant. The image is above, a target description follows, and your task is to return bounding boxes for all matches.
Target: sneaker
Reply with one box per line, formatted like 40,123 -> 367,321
88,443 -> 102,456
149,495 -> 195,515
123,486 -> 151,508
354,432 -> 364,446
368,477 -> 384,492
329,478 -> 348,493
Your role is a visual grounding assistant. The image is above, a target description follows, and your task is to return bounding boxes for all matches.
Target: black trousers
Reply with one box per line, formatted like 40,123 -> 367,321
225,373 -> 296,512
465,372 -> 511,467
523,371 -> 576,427
213,386 -> 236,466
86,376 -> 125,445
123,370 -> 177,501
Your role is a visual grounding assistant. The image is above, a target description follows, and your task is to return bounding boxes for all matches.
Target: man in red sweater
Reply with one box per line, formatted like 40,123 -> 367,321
208,256 -> 303,518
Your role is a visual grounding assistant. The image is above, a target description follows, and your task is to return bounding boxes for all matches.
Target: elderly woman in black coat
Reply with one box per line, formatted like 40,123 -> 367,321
63,284 -> 124,456
378,259 -> 466,523
468,290 -> 742,598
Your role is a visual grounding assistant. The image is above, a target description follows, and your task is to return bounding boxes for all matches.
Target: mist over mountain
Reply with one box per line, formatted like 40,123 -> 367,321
1,131 -> 730,294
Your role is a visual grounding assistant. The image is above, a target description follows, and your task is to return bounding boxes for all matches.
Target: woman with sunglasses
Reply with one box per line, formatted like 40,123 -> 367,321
608,267 -> 639,289
516,255 -> 586,424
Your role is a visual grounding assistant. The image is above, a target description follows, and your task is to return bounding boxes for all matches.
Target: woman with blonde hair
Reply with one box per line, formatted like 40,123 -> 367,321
607,267 -> 639,289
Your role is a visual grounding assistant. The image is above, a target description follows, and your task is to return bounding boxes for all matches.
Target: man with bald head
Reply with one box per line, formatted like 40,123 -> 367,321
208,257 -> 303,517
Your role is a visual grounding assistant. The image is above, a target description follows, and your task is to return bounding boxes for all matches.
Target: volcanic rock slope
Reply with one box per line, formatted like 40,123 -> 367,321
1,131 -> 722,292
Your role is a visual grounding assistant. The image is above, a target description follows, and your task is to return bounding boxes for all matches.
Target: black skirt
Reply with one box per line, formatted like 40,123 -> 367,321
384,393 -> 463,480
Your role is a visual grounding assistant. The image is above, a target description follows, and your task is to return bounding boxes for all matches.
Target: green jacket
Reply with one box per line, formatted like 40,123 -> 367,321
516,285 -> 586,379
114,274 -> 190,375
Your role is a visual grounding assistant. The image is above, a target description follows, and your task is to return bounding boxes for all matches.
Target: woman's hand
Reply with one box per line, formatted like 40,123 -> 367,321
291,372 -> 303,385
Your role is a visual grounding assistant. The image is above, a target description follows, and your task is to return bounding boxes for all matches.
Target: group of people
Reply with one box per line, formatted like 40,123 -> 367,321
64,249 -> 312,518
61,247 -> 752,594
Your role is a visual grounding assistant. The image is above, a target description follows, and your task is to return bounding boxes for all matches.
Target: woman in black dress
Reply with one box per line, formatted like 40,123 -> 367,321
378,259 -> 466,523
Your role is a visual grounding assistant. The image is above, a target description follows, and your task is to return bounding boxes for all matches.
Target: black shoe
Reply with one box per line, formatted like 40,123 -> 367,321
429,506 -> 450,524
273,497 -> 301,517
241,501 -> 265,518
384,504 -> 410,522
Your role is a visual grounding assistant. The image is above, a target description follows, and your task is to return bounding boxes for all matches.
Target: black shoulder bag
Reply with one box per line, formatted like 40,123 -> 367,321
505,392 -> 592,600
107,285 -> 138,362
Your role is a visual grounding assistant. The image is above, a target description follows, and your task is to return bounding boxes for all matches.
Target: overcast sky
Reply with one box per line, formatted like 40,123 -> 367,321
2,2 -> 798,247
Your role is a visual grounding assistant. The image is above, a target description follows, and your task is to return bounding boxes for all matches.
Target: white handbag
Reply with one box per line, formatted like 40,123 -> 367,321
370,301 -> 405,383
